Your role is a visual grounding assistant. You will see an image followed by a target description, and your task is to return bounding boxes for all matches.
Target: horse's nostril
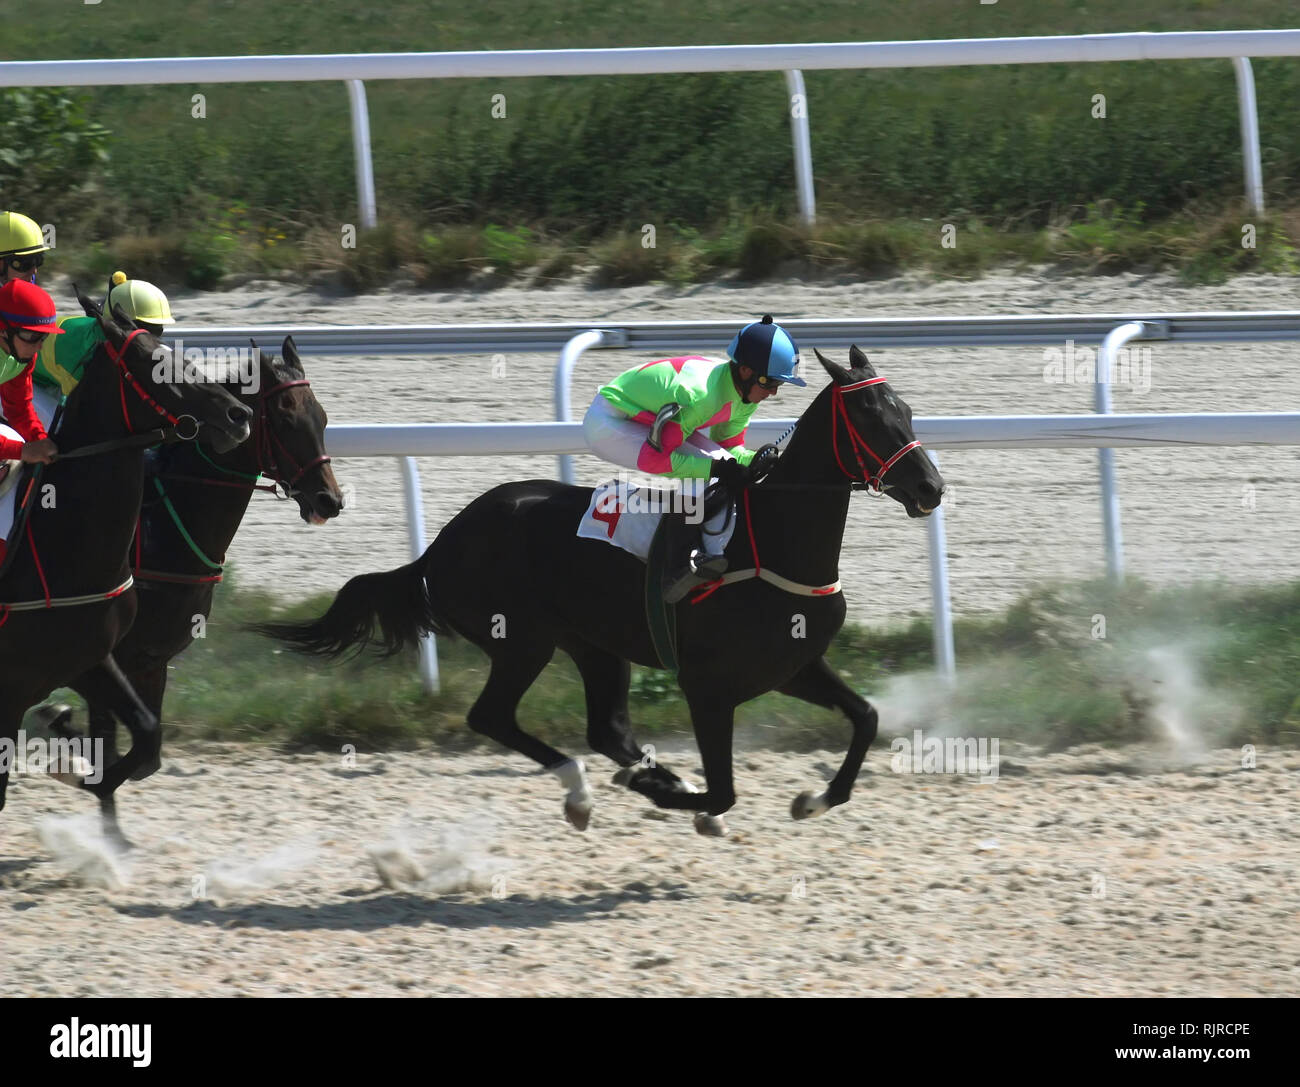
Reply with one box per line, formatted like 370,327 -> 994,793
230,404 -> 254,425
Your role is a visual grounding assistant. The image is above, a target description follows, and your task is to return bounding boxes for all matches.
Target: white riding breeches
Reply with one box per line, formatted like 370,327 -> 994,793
582,392 -> 734,555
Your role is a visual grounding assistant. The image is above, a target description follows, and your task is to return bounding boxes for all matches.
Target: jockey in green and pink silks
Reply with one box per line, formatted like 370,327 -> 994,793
582,314 -> 803,599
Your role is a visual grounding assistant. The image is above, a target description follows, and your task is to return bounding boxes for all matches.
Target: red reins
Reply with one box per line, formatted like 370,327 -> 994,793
105,327 -> 191,433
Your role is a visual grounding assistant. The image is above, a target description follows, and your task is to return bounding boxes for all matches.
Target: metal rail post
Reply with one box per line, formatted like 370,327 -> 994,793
925,450 -> 956,682
1232,58 -> 1265,215
1094,321 -> 1147,583
783,69 -> 816,225
346,79 -> 378,230
400,456 -> 439,692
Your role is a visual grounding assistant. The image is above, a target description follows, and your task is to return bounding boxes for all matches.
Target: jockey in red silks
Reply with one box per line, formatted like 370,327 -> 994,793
582,315 -> 802,600
0,280 -> 64,566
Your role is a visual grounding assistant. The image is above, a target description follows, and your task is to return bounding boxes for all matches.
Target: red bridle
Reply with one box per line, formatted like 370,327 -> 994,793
830,376 -> 924,494
253,378 -> 332,496
104,327 -> 197,438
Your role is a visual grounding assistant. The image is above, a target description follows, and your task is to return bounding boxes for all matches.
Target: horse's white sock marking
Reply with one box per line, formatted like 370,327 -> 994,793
552,758 -> 594,828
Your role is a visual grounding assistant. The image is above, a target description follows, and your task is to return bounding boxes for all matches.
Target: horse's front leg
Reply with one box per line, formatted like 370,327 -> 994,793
625,691 -> 735,836
779,655 -> 878,819
67,657 -> 159,804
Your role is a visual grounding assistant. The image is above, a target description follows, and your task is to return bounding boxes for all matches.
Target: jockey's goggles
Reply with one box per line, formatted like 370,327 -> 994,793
4,253 -> 44,274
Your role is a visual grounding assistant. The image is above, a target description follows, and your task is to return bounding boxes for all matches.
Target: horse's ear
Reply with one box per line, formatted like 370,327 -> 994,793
281,335 -> 303,374
111,302 -> 138,332
814,347 -> 850,384
848,344 -> 876,376
73,283 -> 102,319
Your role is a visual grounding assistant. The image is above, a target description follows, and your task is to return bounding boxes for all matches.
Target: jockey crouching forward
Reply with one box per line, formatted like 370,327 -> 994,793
582,314 -> 802,602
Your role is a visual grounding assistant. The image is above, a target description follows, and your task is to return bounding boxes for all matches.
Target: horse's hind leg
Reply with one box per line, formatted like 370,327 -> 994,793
779,655 -> 878,820
467,644 -> 596,831
564,644 -> 641,765
564,641 -> 697,797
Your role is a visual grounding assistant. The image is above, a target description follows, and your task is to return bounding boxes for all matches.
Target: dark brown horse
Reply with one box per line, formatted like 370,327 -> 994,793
42,337 -> 343,843
0,290 -> 252,814
257,347 -> 942,836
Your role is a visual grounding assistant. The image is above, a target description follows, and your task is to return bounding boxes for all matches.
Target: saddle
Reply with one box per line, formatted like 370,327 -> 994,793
644,484 -> 736,672
644,513 -> 685,671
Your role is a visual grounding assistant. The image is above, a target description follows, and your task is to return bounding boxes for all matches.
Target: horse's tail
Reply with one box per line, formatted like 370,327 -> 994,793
249,559 -> 451,659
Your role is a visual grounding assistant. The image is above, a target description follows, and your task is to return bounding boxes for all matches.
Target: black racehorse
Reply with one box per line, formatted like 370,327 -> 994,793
257,348 -> 943,835
0,289 -> 252,814
46,337 -> 343,843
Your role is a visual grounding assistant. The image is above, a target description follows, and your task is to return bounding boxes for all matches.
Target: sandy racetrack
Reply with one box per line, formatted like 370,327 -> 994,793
2,742 -> 1296,997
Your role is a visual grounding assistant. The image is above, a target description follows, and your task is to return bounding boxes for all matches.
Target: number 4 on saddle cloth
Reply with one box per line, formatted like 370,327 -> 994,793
576,477 -> 737,563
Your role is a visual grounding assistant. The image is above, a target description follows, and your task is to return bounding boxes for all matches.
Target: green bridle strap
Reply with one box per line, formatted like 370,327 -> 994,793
194,440 -> 262,483
151,476 -> 224,571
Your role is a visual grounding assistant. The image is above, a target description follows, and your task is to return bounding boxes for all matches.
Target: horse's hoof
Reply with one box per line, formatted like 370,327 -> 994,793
791,790 -> 829,820
694,813 -> 727,837
564,799 -> 593,832
612,767 -> 637,787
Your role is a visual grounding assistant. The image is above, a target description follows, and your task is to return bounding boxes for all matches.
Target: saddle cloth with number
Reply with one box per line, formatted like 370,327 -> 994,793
576,477 -> 735,562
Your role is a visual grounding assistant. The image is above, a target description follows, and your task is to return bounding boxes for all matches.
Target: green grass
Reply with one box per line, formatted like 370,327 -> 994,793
44,201 -> 1300,292
33,572 -> 1300,756
7,2 -> 1300,286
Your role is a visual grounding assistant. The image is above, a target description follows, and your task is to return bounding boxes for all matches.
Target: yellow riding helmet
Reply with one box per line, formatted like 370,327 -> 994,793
106,270 -> 174,326
0,211 -> 50,257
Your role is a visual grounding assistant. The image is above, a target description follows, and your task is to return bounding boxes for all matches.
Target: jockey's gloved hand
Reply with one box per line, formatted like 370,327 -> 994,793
712,456 -> 750,491
748,444 -> 780,483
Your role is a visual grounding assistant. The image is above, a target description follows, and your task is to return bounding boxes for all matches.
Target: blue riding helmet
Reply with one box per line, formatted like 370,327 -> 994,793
726,314 -> 806,387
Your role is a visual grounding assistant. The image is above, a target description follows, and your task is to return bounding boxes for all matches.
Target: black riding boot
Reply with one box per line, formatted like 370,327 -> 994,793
662,481 -> 734,604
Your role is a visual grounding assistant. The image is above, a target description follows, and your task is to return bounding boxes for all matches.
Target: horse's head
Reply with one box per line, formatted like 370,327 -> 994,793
813,345 -> 944,518
240,336 -> 343,525
75,283 -> 252,453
